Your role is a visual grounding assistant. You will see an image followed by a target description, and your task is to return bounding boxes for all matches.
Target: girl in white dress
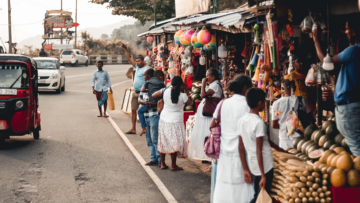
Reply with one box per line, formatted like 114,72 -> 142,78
153,76 -> 193,170
212,75 -> 254,203
188,69 -> 223,161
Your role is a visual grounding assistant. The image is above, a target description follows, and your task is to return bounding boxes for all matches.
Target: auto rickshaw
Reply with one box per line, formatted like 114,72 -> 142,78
0,54 -> 41,144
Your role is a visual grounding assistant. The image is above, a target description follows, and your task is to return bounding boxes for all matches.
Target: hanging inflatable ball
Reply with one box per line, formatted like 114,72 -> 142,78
197,27 -> 211,45
174,30 -> 185,45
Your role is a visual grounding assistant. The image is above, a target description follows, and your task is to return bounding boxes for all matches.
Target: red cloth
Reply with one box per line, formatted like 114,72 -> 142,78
186,76 -> 193,89
331,186 -> 360,203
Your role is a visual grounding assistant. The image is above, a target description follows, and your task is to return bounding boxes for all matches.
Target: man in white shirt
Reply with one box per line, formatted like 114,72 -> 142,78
238,88 -> 274,203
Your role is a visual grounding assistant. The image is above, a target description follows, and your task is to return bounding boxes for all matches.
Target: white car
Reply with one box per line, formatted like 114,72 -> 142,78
60,49 -> 88,67
33,57 -> 66,94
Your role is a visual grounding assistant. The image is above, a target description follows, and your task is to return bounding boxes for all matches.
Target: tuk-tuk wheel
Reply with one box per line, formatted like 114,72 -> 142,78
33,127 -> 40,140
0,137 -> 5,147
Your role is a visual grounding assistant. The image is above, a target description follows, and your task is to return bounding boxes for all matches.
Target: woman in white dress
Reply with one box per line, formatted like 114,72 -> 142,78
212,75 -> 254,203
187,68 -> 223,161
153,76 -> 193,170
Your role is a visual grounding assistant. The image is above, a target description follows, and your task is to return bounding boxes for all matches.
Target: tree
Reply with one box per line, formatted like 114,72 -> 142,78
218,0 -> 247,11
90,0 -> 175,25
100,34 -> 109,41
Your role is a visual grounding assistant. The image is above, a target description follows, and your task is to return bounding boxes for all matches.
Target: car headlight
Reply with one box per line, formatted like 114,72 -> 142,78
51,73 -> 59,79
16,100 -> 24,109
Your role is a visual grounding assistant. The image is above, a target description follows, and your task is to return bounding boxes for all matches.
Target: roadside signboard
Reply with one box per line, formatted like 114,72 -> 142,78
175,0 -> 210,18
43,44 -> 53,50
43,44 -> 73,50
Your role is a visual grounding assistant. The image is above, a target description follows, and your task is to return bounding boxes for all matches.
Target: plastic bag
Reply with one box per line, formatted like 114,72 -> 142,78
305,64 -> 318,86
285,110 -> 303,138
300,15 -> 313,34
256,189 -> 272,203
317,63 -> 331,85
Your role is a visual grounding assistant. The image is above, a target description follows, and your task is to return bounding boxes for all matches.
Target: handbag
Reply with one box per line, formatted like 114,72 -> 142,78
157,87 -> 169,113
203,99 -> 225,159
202,83 -> 224,117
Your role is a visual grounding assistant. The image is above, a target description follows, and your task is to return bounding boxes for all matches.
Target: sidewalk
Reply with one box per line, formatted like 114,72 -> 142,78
108,110 -> 211,203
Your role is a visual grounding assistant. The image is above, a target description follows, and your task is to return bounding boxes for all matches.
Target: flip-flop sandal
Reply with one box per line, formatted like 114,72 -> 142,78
103,115 -> 109,118
171,166 -> 183,171
97,116 -> 103,117
161,166 -> 169,170
126,131 -> 136,134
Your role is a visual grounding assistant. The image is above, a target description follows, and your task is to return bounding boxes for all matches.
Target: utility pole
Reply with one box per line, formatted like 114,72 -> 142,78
8,0 -> 13,53
154,0 -> 156,26
61,0 -> 63,44
75,0 -> 77,48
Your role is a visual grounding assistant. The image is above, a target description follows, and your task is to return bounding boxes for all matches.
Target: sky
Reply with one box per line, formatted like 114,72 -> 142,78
0,0 -> 134,51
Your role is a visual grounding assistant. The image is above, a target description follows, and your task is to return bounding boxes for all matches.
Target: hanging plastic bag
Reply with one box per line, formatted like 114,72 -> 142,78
317,63 -> 331,85
305,64 -> 318,86
285,110 -> 303,138
256,189 -> 272,203
300,15 -> 313,34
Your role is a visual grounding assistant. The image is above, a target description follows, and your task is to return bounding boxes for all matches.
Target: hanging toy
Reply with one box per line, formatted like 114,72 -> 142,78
180,29 -> 194,46
254,24 -> 260,43
147,36 -> 154,44
208,34 -> 216,49
191,28 -> 202,48
197,27 -> 212,45
174,30 -> 185,45
286,24 -> 294,36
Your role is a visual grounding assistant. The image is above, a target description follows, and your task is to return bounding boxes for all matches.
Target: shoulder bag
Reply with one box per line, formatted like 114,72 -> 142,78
202,82 -> 224,117
203,99 -> 225,159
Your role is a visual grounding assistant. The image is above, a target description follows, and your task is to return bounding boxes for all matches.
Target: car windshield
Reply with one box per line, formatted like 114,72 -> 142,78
0,63 -> 30,89
62,51 -> 73,55
35,60 -> 58,69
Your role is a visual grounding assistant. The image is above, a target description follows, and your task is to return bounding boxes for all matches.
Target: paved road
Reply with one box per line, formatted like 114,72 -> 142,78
0,65 -> 211,203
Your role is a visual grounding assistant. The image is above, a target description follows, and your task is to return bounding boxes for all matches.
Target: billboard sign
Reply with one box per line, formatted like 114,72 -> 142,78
175,0 -> 210,18
46,16 -> 73,29
43,44 -> 73,50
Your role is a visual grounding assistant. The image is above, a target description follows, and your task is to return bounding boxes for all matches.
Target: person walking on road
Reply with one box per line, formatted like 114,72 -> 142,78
122,44 -> 147,134
312,18 -> 360,156
92,61 -> 113,118
152,76 -> 193,170
212,75 -> 254,203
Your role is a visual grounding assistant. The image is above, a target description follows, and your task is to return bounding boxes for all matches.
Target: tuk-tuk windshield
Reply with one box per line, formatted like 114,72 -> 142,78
0,64 -> 30,89
35,60 -> 59,69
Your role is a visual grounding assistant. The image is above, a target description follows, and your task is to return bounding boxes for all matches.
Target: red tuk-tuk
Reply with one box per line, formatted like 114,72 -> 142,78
0,54 -> 41,144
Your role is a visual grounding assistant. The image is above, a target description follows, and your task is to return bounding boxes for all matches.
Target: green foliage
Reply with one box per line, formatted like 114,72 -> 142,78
90,0 -> 175,24
218,0 -> 247,11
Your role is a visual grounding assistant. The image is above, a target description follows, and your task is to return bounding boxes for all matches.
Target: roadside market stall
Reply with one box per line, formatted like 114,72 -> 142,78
247,0 -> 360,202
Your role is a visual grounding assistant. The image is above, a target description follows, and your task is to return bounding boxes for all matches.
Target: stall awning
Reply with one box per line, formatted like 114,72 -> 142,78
207,10 -> 269,33
137,22 -> 191,37
170,12 -> 240,26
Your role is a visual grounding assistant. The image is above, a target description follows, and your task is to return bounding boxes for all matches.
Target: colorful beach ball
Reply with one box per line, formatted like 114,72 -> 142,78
203,44 -> 214,51
174,30 -> 185,46
208,34 -> 216,49
180,29 -> 195,46
191,29 -> 202,48
147,36 -> 153,44
197,27 -> 211,45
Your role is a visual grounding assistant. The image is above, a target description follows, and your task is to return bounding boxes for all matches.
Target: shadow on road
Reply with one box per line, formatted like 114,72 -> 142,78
0,137 -> 34,150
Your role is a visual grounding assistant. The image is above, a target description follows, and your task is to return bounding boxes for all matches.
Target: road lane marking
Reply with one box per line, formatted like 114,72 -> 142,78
112,80 -> 132,87
66,70 -> 126,79
107,116 -> 178,203
106,80 -> 177,202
